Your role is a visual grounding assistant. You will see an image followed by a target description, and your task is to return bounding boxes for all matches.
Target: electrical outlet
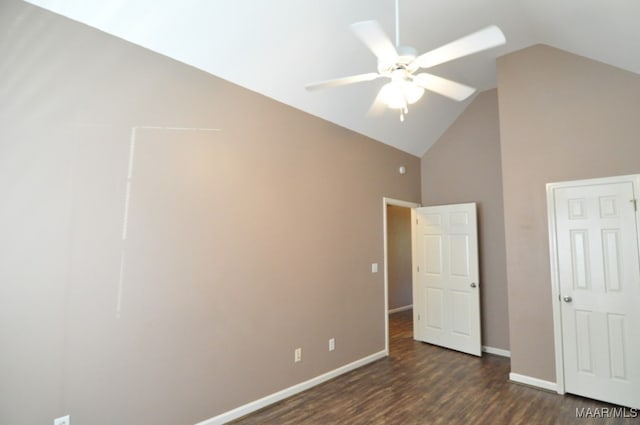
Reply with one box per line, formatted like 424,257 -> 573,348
294,347 -> 302,363
329,338 -> 335,352
54,415 -> 70,425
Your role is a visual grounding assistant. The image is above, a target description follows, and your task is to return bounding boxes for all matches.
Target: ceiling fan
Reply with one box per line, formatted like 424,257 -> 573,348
305,1 -> 506,121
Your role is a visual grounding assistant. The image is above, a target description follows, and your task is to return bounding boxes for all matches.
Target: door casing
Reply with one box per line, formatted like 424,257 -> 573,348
382,197 -> 421,354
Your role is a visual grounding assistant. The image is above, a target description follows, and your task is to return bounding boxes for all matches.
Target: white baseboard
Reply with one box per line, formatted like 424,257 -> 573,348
388,304 -> 412,314
195,350 -> 387,425
509,372 -> 558,392
482,345 -> 511,358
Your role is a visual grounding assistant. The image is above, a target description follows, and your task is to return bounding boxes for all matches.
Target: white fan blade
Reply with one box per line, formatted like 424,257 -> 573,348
305,73 -> 382,91
367,87 -> 388,116
413,73 -> 476,101
350,20 -> 398,63
415,25 -> 505,69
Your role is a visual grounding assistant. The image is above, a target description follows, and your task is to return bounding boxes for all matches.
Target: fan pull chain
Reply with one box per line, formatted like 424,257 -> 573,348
400,105 -> 408,122
399,99 -> 408,122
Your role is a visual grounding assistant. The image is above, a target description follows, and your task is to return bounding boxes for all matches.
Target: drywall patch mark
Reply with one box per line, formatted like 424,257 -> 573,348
121,133 -> 136,241
115,125 -> 221,318
133,126 -> 222,132
121,126 -> 221,239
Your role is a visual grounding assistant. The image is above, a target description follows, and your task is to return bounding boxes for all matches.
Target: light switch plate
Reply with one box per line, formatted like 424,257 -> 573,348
371,263 -> 378,273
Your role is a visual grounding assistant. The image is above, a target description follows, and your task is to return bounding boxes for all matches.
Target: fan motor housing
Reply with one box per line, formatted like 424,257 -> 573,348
378,45 -> 419,75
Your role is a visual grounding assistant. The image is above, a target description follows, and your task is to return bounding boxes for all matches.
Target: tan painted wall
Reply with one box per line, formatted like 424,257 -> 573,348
420,89 -> 509,351
497,44 -> 640,381
386,205 -> 412,310
0,2 -> 420,424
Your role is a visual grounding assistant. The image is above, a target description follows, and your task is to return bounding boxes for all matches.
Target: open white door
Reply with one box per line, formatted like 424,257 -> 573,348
412,203 -> 481,356
549,176 -> 640,408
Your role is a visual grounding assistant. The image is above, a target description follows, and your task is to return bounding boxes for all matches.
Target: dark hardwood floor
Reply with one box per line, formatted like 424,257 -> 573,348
229,310 -> 638,424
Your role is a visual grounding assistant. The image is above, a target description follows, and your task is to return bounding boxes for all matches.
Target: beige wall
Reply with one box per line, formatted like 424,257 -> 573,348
421,89 -> 509,351
386,205 -> 412,310
0,2 -> 420,424
497,44 -> 640,381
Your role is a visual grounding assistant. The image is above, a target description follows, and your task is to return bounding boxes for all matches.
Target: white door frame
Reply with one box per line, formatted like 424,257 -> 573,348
383,197 -> 421,354
546,173 -> 640,395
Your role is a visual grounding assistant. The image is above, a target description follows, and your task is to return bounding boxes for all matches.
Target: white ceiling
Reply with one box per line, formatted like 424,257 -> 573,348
24,0 -> 640,157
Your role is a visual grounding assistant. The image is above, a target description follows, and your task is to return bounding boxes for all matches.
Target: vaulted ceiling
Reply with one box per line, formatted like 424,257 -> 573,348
24,0 -> 640,156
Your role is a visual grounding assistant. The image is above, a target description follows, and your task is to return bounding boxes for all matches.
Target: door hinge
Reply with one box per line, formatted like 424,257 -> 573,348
417,266 -> 420,272
631,199 -> 637,211
417,314 -> 421,321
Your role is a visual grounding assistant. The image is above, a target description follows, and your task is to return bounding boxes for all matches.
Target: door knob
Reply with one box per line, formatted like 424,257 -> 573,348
563,296 -> 572,303
470,282 -> 477,288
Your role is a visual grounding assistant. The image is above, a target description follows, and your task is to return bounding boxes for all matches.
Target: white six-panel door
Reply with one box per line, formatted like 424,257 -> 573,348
412,203 -> 481,356
550,176 -> 640,408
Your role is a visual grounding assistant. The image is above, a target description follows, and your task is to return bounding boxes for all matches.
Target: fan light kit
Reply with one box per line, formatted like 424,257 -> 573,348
306,0 -> 506,121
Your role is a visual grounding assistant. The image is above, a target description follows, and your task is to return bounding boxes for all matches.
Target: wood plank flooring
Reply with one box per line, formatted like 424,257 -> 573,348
229,310 -> 639,424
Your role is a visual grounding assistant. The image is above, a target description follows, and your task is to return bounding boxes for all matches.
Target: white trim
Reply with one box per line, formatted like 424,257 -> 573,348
546,174 -> 640,397
388,304 -> 413,314
383,198 -> 422,209
194,350 -> 387,425
546,180 -> 565,394
482,345 -> 511,358
382,197 -> 421,355
509,373 -> 558,392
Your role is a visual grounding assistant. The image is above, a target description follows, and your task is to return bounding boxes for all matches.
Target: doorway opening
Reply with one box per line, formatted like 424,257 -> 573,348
383,197 -> 420,354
